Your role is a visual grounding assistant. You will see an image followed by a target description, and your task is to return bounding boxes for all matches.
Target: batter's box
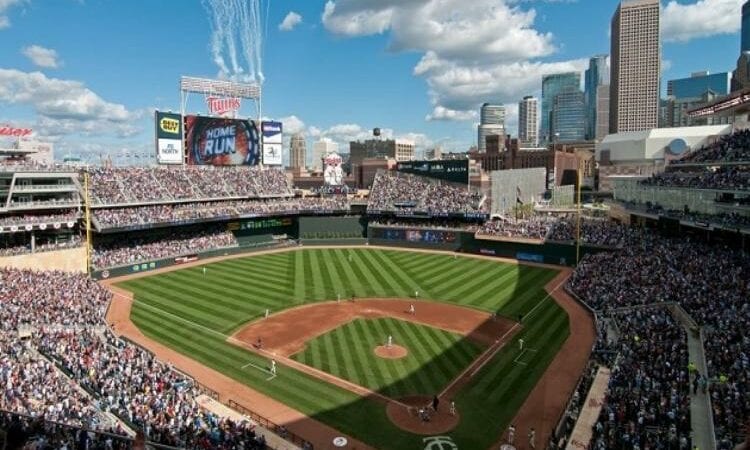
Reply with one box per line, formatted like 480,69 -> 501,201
513,348 -> 538,366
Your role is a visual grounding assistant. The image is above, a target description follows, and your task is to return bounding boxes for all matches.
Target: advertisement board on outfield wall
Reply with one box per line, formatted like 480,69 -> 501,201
155,111 -> 183,164
185,115 -> 261,166
261,121 -> 283,166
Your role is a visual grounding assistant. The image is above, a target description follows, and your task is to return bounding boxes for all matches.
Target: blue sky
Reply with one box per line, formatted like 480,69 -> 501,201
0,0 -> 745,163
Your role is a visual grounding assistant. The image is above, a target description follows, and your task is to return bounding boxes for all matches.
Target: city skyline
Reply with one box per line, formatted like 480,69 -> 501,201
0,0 -> 745,163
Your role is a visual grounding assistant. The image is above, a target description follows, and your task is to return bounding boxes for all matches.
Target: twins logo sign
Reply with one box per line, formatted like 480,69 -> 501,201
422,436 -> 458,450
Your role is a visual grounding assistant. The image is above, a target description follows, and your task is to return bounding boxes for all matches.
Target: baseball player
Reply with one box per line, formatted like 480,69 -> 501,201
409,304 -> 415,315
202,267 -> 207,276
507,424 -> 516,445
265,309 -> 269,319
270,359 -> 277,375
449,401 -> 456,416
519,338 -> 525,351
414,289 -> 419,298
387,335 -> 393,348
528,427 -> 536,449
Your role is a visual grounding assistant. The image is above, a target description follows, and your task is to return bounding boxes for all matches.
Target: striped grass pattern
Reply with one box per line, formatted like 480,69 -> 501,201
119,248 -> 567,450
292,317 -> 483,398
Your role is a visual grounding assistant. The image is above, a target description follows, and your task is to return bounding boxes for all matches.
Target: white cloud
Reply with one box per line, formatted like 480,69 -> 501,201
322,0 -> 583,128
0,68 -> 139,140
661,0 -> 744,43
279,115 -> 306,134
279,11 -> 302,31
0,0 -> 22,30
22,45 -> 61,68
302,120 -> 432,153
425,106 -> 478,122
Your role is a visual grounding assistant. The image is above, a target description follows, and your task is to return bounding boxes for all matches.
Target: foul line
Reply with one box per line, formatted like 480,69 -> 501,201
241,361 -> 277,381
513,348 -> 539,366
442,274 -> 569,394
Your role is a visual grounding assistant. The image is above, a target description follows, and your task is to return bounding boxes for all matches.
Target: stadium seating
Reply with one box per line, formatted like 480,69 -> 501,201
675,129 -> 750,164
571,234 -> 750,448
92,225 -> 238,268
88,166 -> 293,205
93,197 -> 350,229
368,171 -> 486,215
0,268 -> 270,449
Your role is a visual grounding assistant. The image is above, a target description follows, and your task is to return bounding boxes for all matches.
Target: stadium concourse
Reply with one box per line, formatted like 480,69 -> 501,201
0,150 -> 748,450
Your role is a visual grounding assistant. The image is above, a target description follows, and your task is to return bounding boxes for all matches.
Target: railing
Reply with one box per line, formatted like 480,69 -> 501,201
228,399 -> 311,449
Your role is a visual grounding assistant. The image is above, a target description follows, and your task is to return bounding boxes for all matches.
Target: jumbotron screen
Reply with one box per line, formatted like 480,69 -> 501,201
396,159 -> 469,184
185,115 -> 261,166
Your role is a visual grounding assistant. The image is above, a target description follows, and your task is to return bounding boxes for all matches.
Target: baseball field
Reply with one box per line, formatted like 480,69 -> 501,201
114,247 -> 574,450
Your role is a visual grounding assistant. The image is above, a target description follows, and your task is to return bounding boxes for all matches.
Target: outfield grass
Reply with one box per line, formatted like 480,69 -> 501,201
119,248 -> 567,450
292,317 -> 483,398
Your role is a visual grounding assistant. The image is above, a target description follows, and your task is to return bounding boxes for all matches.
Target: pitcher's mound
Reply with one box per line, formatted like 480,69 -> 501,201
374,344 -> 408,359
387,396 -> 459,434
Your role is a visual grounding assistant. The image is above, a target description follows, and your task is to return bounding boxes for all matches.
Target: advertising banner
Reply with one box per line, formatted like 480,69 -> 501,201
262,143 -> 283,166
397,159 -> 469,185
155,111 -> 183,164
185,116 -> 261,166
261,121 -> 283,166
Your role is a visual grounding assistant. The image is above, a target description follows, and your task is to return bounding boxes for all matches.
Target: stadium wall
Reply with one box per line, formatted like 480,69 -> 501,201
90,243 -> 281,280
367,226 -> 607,265
298,215 -> 367,241
0,247 -> 86,272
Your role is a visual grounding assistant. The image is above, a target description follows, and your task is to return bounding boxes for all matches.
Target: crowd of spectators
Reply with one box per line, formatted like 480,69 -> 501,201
92,226 -> 238,268
476,216 -> 555,240
39,329 -> 267,449
548,217 -> 638,247
94,197 -> 351,229
88,166 -> 293,205
640,166 -> 750,191
369,218 -> 481,231
0,411 -> 133,450
570,235 -> 750,448
589,308 -> 692,449
0,235 -> 82,257
368,172 -> 486,215
675,129 -> 750,164
0,212 -> 79,228
0,267 -> 272,448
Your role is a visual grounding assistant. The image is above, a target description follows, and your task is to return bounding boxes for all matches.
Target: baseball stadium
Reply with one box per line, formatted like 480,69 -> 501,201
1,1 -> 750,450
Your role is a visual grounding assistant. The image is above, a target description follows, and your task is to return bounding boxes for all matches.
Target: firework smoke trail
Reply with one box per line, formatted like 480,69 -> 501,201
204,0 -> 264,84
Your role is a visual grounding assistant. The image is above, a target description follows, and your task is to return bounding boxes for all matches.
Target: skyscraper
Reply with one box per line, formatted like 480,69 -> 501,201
541,73 -> 580,144
551,89 -> 586,142
289,133 -> 306,169
518,96 -> 539,147
743,0 -> 750,53
610,0 -> 660,133
584,55 -> 610,141
312,138 -> 338,172
666,72 -> 731,127
733,1 -> 750,91
477,103 -> 505,153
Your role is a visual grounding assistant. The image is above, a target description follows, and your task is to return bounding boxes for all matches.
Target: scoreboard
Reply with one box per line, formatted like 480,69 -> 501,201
396,159 -> 469,185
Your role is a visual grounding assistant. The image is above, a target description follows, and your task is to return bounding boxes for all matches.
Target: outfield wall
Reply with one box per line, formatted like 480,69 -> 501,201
297,215 -> 367,240
367,226 -> 607,265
